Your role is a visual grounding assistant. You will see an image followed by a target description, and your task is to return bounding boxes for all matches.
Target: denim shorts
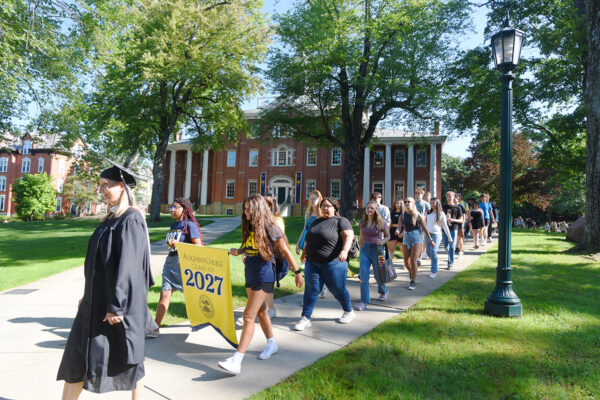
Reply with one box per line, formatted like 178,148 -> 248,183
403,229 -> 423,249
245,281 -> 274,293
162,254 -> 183,292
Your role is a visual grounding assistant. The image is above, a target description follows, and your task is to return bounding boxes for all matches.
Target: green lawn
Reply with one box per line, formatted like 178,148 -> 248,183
0,215 -> 212,291
250,230 -> 600,400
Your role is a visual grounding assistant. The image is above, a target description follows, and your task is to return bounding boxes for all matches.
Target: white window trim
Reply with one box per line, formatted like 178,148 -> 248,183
373,150 -> 384,168
248,150 -> 258,167
37,157 -> 44,173
23,140 -> 32,155
306,147 -> 317,166
271,145 -> 293,167
0,195 -> 4,211
393,180 -> 405,201
0,157 -> 7,173
416,149 -> 427,167
21,158 -> 31,173
331,147 -> 342,166
248,179 -> 258,196
56,196 -> 63,212
394,149 -> 406,167
372,181 -> 384,199
57,178 -> 64,194
305,179 -> 316,199
226,150 -> 236,167
330,179 -> 341,199
0,176 -> 5,192
225,180 -> 235,199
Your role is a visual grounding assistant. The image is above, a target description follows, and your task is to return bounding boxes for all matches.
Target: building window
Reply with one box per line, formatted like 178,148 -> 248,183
23,140 -> 32,155
372,181 -> 384,199
56,196 -> 63,212
330,180 -> 341,199
86,202 -> 92,214
21,158 -> 31,173
416,181 -> 427,192
394,150 -> 405,167
306,180 -> 316,199
0,176 -> 5,192
0,195 -> 4,211
73,144 -> 84,159
272,146 -> 292,166
37,157 -> 44,173
249,150 -> 258,167
248,180 -> 258,196
227,151 -> 236,167
416,150 -> 427,167
57,178 -> 64,194
394,181 -> 405,201
225,180 -> 235,199
225,208 -> 234,216
0,158 -> 6,172
373,150 -> 384,167
58,159 -> 65,175
331,148 -> 342,166
306,148 -> 317,166
272,125 -> 292,138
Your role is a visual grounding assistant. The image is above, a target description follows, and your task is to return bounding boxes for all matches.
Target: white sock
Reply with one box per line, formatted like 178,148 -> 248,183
266,337 -> 276,345
232,351 -> 244,363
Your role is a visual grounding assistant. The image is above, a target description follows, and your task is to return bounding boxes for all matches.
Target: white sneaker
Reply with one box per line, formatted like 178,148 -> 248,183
146,329 -> 160,339
218,356 -> 241,375
258,340 -> 278,360
267,308 -> 277,319
236,317 -> 244,327
294,316 -> 311,331
339,310 -> 355,324
319,286 -> 328,299
429,272 -> 437,278
487,238 -> 492,243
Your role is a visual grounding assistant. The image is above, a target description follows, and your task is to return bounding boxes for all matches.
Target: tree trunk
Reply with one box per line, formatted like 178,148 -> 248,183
584,0 -> 600,253
340,130 -> 362,221
149,130 -> 170,222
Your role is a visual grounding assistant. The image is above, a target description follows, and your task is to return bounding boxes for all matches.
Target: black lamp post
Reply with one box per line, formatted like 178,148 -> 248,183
484,13 -> 524,317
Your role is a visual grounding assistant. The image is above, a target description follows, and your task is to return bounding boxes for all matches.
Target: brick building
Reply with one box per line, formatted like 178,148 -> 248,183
161,110 -> 446,216
0,133 -> 103,217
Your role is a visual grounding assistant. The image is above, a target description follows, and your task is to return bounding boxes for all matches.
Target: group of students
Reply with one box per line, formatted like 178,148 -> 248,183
58,160 -> 500,398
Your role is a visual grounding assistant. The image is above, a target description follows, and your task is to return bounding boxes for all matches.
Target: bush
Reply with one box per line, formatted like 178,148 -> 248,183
13,173 -> 57,221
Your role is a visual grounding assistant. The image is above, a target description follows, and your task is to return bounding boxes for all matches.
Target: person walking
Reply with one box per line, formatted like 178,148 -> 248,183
263,196 -> 286,319
397,197 -> 434,290
443,191 -> 464,270
468,202 -> 485,248
296,190 -> 326,298
455,193 -> 468,258
425,197 -> 452,278
387,199 -> 404,263
58,163 -> 154,399
219,195 -> 303,375
414,188 -> 431,264
371,192 -> 391,225
295,197 -> 355,330
479,194 -> 495,243
354,201 -> 390,311
149,197 -> 203,338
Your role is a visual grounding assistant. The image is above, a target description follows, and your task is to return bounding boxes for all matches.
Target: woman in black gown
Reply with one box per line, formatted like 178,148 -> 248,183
57,163 -> 154,399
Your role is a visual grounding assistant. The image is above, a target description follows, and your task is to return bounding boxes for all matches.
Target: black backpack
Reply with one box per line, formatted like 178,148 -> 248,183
274,257 -> 290,287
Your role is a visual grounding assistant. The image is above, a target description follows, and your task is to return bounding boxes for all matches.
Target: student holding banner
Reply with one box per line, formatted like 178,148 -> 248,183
219,194 -> 303,375
148,197 -> 203,338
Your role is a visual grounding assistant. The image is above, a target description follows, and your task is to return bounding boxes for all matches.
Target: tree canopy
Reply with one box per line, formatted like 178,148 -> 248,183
13,173 -> 56,221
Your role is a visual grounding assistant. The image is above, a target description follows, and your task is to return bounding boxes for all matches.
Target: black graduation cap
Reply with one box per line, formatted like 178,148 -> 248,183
98,156 -> 145,189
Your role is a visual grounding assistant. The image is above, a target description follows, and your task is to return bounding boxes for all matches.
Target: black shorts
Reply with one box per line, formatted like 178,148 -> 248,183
245,281 -> 274,293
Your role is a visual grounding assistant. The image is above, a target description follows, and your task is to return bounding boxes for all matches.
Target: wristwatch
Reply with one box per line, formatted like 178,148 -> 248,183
294,269 -> 303,275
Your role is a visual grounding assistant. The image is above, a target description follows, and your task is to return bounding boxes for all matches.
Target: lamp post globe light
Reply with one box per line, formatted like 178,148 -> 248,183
484,13 -> 524,317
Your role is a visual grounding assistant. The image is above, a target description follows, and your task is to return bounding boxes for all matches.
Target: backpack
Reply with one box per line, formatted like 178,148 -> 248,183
274,257 -> 290,288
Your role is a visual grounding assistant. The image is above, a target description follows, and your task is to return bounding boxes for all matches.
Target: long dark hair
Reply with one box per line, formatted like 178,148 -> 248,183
241,194 -> 282,261
174,197 -> 203,244
320,197 -> 341,216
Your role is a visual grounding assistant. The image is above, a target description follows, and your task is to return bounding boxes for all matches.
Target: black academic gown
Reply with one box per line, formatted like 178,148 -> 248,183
57,208 -> 154,393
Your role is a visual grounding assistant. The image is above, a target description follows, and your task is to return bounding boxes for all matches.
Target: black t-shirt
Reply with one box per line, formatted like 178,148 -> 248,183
305,216 -> 353,263
443,204 -> 464,231
390,210 -> 402,226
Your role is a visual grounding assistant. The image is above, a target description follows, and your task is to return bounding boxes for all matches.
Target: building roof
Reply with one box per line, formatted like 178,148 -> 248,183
0,132 -> 71,154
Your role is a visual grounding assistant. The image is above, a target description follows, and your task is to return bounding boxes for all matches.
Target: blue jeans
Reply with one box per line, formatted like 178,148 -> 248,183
302,259 -> 352,319
442,229 -> 458,266
359,243 -> 387,304
426,232 -> 443,273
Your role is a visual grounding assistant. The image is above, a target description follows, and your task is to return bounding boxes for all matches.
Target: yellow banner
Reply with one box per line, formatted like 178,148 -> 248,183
175,243 -> 238,348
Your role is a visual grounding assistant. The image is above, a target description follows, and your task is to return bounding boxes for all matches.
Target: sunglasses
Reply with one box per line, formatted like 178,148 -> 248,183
170,205 -> 182,211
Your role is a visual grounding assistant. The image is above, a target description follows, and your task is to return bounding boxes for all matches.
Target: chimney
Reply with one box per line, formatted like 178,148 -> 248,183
433,121 -> 440,135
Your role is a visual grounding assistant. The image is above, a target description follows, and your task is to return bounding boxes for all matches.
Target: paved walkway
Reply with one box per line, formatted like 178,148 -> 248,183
0,218 -> 493,399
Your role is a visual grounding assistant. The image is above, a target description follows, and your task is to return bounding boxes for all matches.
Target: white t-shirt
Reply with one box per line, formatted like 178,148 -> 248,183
377,204 -> 391,225
426,211 -> 452,238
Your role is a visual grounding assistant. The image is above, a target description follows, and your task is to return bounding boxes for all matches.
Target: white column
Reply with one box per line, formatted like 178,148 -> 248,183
184,149 -> 192,199
362,147 -> 370,206
430,143 -> 437,198
200,150 -> 209,206
407,144 -> 414,198
384,143 -> 392,206
168,149 -> 176,205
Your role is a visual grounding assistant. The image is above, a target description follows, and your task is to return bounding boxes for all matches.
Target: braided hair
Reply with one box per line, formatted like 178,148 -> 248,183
174,197 -> 203,245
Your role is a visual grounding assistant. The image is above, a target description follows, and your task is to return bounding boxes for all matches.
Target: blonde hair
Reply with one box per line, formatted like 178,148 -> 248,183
306,190 -> 323,218
360,201 -> 385,231
101,181 -> 138,221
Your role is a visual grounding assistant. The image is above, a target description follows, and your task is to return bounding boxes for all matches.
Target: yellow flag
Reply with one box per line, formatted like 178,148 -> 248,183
175,243 -> 238,348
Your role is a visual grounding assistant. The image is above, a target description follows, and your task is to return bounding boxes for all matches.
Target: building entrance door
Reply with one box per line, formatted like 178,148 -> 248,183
277,187 -> 286,205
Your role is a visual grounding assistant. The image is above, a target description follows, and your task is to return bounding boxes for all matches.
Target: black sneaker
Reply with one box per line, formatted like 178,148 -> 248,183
408,280 -> 416,290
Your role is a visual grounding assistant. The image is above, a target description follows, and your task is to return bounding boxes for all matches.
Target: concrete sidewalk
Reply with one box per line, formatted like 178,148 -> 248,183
0,219 -> 493,400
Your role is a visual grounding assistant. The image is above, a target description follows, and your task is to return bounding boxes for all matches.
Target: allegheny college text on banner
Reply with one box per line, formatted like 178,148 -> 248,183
175,243 -> 238,348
